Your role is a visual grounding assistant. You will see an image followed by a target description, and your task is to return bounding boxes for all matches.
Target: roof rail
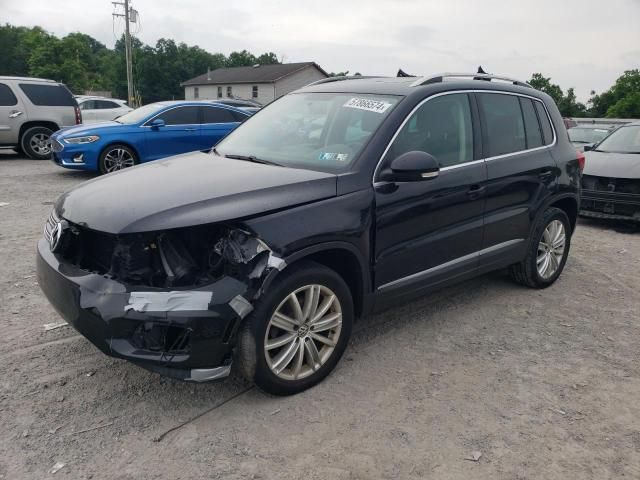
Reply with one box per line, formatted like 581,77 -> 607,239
306,75 -> 379,86
410,72 -> 531,88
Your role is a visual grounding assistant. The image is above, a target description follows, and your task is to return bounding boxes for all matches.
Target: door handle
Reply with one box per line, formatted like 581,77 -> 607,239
9,111 -> 23,118
184,127 -> 197,132
467,184 -> 486,199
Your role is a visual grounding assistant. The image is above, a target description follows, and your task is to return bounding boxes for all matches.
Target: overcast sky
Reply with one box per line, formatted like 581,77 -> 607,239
2,0 -> 639,102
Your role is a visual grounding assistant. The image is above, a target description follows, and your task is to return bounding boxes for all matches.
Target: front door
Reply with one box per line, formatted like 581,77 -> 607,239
0,82 -> 25,145
144,105 -> 201,161
374,92 -> 486,299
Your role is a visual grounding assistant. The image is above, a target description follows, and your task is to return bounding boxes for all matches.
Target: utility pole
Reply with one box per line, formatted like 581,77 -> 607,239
112,0 -> 136,106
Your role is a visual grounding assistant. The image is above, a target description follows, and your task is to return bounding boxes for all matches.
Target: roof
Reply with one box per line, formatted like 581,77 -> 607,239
181,62 -> 328,86
0,76 -> 57,83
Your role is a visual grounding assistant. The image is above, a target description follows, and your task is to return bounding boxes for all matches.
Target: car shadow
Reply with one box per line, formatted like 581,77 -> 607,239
578,216 -> 639,234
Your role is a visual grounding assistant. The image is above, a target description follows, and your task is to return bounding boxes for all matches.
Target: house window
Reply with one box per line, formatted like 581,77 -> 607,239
252,85 -> 258,98
217,86 -> 222,98
193,87 -> 199,99
227,86 -> 232,97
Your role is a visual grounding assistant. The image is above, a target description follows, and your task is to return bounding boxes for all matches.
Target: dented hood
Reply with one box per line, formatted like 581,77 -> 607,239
56,151 -> 337,234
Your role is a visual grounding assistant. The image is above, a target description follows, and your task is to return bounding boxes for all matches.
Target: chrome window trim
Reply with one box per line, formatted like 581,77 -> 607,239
372,89 -> 557,183
377,238 -> 524,291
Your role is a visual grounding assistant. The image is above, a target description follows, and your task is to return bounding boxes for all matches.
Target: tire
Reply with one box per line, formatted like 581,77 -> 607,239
21,126 -> 54,160
99,144 -> 138,174
236,261 -> 354,396
13,145 -> 25,156
509,207 -> 571,288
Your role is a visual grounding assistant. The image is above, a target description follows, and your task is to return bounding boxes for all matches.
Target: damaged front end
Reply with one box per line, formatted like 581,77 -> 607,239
37,215 -> 285,381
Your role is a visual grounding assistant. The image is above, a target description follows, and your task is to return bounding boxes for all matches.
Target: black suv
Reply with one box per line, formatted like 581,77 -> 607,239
37,73 -> 582,395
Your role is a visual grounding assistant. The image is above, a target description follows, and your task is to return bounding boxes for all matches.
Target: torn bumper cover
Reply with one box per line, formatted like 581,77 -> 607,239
36,227 -> 284,382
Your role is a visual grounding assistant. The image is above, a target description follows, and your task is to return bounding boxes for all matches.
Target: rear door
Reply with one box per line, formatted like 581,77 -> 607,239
143,105 -> 200,160
94,99 -> 126,122
476,92 -> 558,269
0,82 -> 25,145
78,100 -> 96,123
374,92 -> 487,299
199,106 -> 244,150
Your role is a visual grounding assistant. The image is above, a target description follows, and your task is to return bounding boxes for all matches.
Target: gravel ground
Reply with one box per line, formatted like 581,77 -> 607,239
1,150 -> 639,480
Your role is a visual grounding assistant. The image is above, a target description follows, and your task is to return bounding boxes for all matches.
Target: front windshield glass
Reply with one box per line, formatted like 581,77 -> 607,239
568,127 -> 611,144
115,103 -> 165,124
215,92 -> 401,172
595,125 -> 640,153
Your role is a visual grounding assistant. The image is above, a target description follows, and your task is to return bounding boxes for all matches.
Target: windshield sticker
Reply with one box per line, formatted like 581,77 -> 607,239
318,152 -> 349,162
343,97 -> 392,114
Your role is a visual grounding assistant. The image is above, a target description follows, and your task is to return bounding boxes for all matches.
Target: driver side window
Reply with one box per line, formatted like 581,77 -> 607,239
385,93 -> 474,168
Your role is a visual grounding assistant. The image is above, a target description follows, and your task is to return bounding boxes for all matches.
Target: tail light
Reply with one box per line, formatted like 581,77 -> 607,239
74,105 -> 82,125
576,150 -> 585,171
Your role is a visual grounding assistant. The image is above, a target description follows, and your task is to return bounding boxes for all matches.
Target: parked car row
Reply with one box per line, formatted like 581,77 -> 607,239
37,72 -> 585,395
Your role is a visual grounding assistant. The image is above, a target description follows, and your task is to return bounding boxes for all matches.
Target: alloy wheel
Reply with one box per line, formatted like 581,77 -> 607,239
264,284 -> 342,381
30,133 -> 51,155
537,219 -> 566,279
103,148 -> 135,172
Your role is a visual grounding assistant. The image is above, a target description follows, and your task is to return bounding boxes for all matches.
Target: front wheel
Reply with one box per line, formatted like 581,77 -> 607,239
99,144 -> 138,174
509,207 -> 571,288
236,261 -> 353,395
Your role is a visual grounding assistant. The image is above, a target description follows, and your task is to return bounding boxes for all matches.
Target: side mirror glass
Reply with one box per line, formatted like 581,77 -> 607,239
380,150 -> 440,182
150,118 -> 165,129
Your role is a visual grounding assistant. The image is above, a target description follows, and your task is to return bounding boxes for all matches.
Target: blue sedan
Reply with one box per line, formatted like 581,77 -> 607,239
50,101 -> 251,174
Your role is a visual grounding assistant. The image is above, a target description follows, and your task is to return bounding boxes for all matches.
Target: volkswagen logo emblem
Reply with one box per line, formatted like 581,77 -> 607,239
49,220 -> 67,252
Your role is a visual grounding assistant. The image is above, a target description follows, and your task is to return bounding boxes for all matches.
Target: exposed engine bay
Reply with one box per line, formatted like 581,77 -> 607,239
55,221 -> 282,291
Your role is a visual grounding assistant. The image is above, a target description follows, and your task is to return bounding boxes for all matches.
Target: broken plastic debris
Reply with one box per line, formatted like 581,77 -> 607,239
125,291 -> 213,313
228,295 -> 253,319
0,202 -> 9,207
48,462 -> 65,474
44,322 -> 68,331
465,451 -> 482,462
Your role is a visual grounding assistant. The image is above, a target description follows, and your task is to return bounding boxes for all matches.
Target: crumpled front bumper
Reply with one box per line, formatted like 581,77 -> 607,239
36,238 -> 254,381
580,189 -> 640,222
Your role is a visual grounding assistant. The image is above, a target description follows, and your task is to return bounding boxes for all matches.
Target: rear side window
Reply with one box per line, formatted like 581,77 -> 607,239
478,93 -> 525,157
201,106 -> 237,123
386,93 -> 474,168
231,110 -> 249,122
95,100 -> 120,109
0,83 -> 18,106
19,83 -> 75,106
154,106 -> 199,125
519,98 -> 543,149
534,101 -> 554,145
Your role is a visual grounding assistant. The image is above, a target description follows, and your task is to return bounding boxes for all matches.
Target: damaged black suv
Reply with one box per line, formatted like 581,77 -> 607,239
37,73 -> 582,395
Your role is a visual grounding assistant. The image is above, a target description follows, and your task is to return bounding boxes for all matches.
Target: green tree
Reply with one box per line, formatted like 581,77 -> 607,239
529,73 -> 587,117
589,70 -> 640,118
529,73 -> 563,105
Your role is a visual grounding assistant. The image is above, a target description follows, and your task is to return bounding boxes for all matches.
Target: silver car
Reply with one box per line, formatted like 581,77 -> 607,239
0,76 -> 81,159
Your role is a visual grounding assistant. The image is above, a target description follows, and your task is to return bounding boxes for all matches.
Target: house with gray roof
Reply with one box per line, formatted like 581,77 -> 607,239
181,62 -> 328,105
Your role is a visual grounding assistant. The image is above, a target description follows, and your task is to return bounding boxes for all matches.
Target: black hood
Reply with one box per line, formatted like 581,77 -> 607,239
56,152 -> 337,234
583,150 -> 640,179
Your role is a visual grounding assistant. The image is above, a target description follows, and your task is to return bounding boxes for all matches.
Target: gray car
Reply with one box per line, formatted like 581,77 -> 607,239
581,122 -> 640,221
0,76 -> 81,159
568,124 -> 615,152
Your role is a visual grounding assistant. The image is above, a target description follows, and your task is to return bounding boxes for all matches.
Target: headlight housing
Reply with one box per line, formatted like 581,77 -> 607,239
64,135 -> 100,144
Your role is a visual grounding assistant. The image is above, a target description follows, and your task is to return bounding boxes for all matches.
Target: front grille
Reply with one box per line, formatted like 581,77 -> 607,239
51,138 -> 64,153
43,209 -> 60,244
582,175 -> 640,194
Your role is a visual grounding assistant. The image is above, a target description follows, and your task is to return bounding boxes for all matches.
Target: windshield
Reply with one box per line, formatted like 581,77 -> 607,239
115,103 -> 165,124
595,125 -> 640,153
215,92 -> 401,172
568,127 -> 611,144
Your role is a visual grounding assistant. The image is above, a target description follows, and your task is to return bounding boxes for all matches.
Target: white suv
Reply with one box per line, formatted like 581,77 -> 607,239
76,96 -> 132,123
0,76 -> 81,159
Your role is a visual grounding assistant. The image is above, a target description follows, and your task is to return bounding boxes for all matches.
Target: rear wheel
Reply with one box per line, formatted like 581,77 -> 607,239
236,261 -> 353,395
21,126 -> 53,160
99,144 -> 137,174
509,207 -> 571,288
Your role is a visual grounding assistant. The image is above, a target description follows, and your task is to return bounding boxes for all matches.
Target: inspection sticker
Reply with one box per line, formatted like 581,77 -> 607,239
318,152 -> 349,162
343,97 -> 392,114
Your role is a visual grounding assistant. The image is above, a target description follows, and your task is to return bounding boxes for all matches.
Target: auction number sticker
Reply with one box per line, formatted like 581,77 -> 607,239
343,97 -> 392,114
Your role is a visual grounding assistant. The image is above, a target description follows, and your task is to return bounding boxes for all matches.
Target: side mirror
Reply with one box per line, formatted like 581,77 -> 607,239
380,151 -> 440,182
150,118 -> 165,129
583,144 -> 593,152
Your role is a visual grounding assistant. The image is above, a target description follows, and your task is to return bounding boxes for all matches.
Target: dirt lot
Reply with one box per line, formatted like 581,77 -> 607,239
1,150 -> 639,480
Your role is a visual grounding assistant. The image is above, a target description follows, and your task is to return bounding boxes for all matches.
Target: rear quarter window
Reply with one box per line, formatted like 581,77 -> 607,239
0,83 -> 18,106
534,101 -> 554,145
19,83 -> 76,107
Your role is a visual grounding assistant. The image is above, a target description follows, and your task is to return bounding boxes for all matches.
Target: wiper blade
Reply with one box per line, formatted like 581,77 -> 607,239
224,154 -> 282,167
